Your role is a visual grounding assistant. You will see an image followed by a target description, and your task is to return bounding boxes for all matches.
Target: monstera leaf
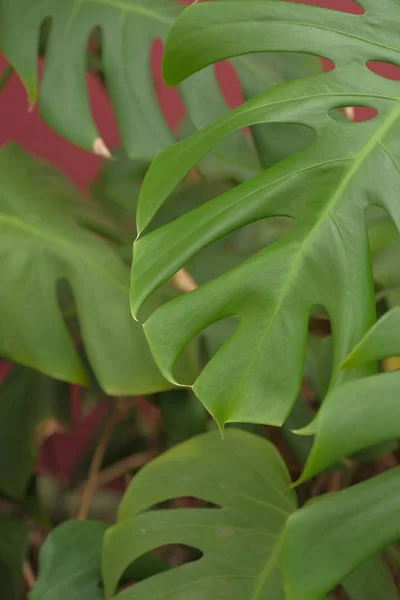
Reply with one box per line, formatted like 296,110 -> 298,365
130,0 -> 400,428
103,430 -> 296,599
31,521 -> 106,600
0,144 -> 195,394
284,467 -> 400,600
291,307 -> 400,480
0,0 -> 257,165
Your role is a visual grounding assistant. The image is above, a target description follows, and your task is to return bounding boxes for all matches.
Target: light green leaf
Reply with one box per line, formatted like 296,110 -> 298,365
284,466 -> 400,600
30,520 -> 105,600
131,0 -> 400,428
296,308 -> 400,478
0,366 -> 70,500
343,306 -> 400,369
297,369 -> 400,480
0,515 -> 27,600
103,429 -> 296,599
0,144 -> 193,395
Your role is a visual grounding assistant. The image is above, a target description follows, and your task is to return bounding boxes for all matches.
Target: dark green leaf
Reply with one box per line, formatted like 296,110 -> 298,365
156,389 -> 208,443
0,144 -> 195,394
103,430 -> 296,599
342,554 -> 399,600
0,366 -> 70,500
30,520 -> 105,600
0,515 -> 27,600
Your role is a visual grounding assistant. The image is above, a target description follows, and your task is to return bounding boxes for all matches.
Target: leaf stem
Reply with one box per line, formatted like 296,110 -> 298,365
23,560 -> 36,590
76,404 -> 121,520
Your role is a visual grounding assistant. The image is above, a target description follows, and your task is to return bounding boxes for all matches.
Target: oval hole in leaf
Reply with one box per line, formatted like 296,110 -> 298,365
328,107 -> 378,122
186,215 -> 296,287
291,0 -> 364,15
117,545 -> 203,593
147,496 -> 221,511
366,61 -> 400,81
248,122 -> 317,169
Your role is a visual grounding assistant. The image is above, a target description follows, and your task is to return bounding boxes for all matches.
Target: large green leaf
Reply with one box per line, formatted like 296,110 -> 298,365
130,0 -> 400,428
284,466 -> 400,600
0,366 -> 70,500
0,515 -> 27,600
30,520 -> 106,600
103,429 -> 296,599
0,144 -> 194,394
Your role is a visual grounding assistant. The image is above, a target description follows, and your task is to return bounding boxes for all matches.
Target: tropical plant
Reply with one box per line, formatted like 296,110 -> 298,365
1,0 -> 400,599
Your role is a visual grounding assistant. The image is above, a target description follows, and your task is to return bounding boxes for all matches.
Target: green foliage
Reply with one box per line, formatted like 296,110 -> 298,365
0,515 -> 27,600
2,0 -> 400,598
0,366 -> 70,500
284,467 -> 400,600
103,430 -> 296,599
30,520 -> 106,600
0,143 -> 196,394
131,0 -> 400,430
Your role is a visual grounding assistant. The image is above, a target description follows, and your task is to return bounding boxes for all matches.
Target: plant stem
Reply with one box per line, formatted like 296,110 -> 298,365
76,406 -> 121,520
23,560 -> 36,589
79,451 -> 152,492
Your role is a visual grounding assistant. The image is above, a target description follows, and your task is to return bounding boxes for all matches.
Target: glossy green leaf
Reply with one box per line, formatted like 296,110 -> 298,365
297,368 -> 400,480
284,466 -> 400,600
131,0 -> 400,427
0,366 -> 70,500
343,306 -> 400,368
0,144 -> 193,394
294,308 -> 400,478
103,429 -> 296,599
30,520 -> 105,600
0,515 -> 27,600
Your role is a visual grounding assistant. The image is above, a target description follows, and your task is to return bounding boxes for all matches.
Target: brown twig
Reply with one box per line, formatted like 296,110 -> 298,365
171,268 -> 197,293
23,560 -> 36,590
76,407 -> 121,520
79,451 -> 153,492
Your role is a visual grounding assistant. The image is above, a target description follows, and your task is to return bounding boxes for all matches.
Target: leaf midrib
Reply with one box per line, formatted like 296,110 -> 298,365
0,214 -> 127,293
